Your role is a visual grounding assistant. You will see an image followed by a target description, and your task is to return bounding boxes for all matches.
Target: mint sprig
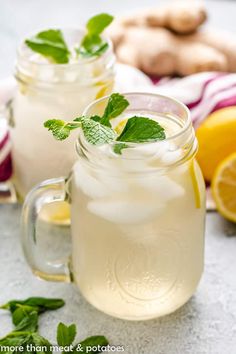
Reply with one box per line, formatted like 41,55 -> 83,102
25,14 -> 113,63
25,29 -> 70,64
0,297 -> 65,332
44,93 -> 166,153
0,297 -> 109,354
77,13 -> 114,58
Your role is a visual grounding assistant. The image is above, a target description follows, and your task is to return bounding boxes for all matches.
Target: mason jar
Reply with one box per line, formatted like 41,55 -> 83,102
10,28 -> 115,200
21,93 -> 206,320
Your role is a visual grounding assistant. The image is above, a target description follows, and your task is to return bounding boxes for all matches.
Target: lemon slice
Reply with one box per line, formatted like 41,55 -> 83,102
189,160 -> 201,209
95,80 -> 114,99
212,152 -> 236,222
39,201 -> 70,225
114,118 -> 128,134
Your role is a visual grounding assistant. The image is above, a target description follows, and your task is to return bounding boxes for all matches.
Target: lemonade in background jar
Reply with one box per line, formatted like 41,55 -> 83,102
22,93 -> 206,320
10,15 -> 115,204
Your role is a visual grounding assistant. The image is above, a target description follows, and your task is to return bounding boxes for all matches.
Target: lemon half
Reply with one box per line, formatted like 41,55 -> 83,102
212,152 -> 236,222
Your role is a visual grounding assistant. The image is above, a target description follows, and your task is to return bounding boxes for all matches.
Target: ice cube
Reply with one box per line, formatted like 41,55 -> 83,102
87,196 -> 164,224
73,162 -> 108,199
73,161 -> 128,199
160,148 -> 183,165
137,175 -> 184,201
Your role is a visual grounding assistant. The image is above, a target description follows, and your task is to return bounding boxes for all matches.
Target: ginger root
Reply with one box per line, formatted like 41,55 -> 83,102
107,1 -> 236,76
118,1 -> 207,34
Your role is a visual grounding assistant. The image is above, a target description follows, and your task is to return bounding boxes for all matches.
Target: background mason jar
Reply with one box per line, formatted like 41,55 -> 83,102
10,28 -> 115,200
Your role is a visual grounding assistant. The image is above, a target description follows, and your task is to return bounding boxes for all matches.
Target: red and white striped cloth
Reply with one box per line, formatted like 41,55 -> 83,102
1,70 -> 236,182
0,120 -> 11,181
151,72 -> 236,129
0,78 -> 16,182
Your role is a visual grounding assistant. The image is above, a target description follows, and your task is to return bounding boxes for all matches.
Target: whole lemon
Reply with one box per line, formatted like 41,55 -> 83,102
196,106 -> 236,181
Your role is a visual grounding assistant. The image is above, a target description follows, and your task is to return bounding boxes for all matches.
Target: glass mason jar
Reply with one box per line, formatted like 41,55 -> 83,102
21,93 -> 206,321
10,28 -> 115,199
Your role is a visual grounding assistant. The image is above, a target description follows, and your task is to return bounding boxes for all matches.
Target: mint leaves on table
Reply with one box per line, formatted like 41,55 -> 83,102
0,297 -> 65,332
14,310 -> 39,332
77,13 -> 114,58
25,30 -> 70,64
57,323 -> 76,347
0,332 -> 52,354
56,323 -> 108,353
1,297 -> 65,313
78,336 -> 109,354
44,93 -> 166,153
25,14 -> 113,62
0,297 -> 109,354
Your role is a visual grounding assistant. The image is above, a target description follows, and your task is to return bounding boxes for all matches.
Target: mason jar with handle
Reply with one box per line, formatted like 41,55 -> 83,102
21,93 -> 206,320
10,28 -> 115,200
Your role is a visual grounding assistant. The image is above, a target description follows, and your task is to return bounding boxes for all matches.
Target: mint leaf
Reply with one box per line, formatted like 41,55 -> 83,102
81,117 -> 116,145
12,306 -> 37,326
0,296 -> 108,354
86,14 -> 114,35
73,117 -> 82,123
77,336 -> 109,353
113,143 -> 128,155
116,116 -> 166,143
0,332 -> 31,353
1,297 -> 65,313
44,120 -> 81,140
78,13 -> 113,58
30,333 -> 52,353
25,29 -> 70,64
77,35 -> 108,58
100,93 -> 129,127
57,323 -> 76,347
0,332 -> 51,354
14,311 -> 38,332
90,115 -> 101,122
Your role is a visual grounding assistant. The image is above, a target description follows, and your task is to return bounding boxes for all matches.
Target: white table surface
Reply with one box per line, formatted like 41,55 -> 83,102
0,205 -> 236,354
1,1 -> 236,353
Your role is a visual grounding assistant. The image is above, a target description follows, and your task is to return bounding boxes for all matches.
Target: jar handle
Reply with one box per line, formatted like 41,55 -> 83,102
21,177 -> 72,282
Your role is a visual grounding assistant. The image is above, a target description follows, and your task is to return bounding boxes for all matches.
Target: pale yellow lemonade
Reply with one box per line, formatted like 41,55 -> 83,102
70,111 -> 205,320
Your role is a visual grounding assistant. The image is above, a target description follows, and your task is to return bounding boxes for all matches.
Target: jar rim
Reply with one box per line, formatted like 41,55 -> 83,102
76,92 -> 197,171
82,92 -> 192,145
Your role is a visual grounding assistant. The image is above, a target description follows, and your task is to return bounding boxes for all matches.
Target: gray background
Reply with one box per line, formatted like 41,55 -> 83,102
1,0 -> 236,353
0,0 -> 236,79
